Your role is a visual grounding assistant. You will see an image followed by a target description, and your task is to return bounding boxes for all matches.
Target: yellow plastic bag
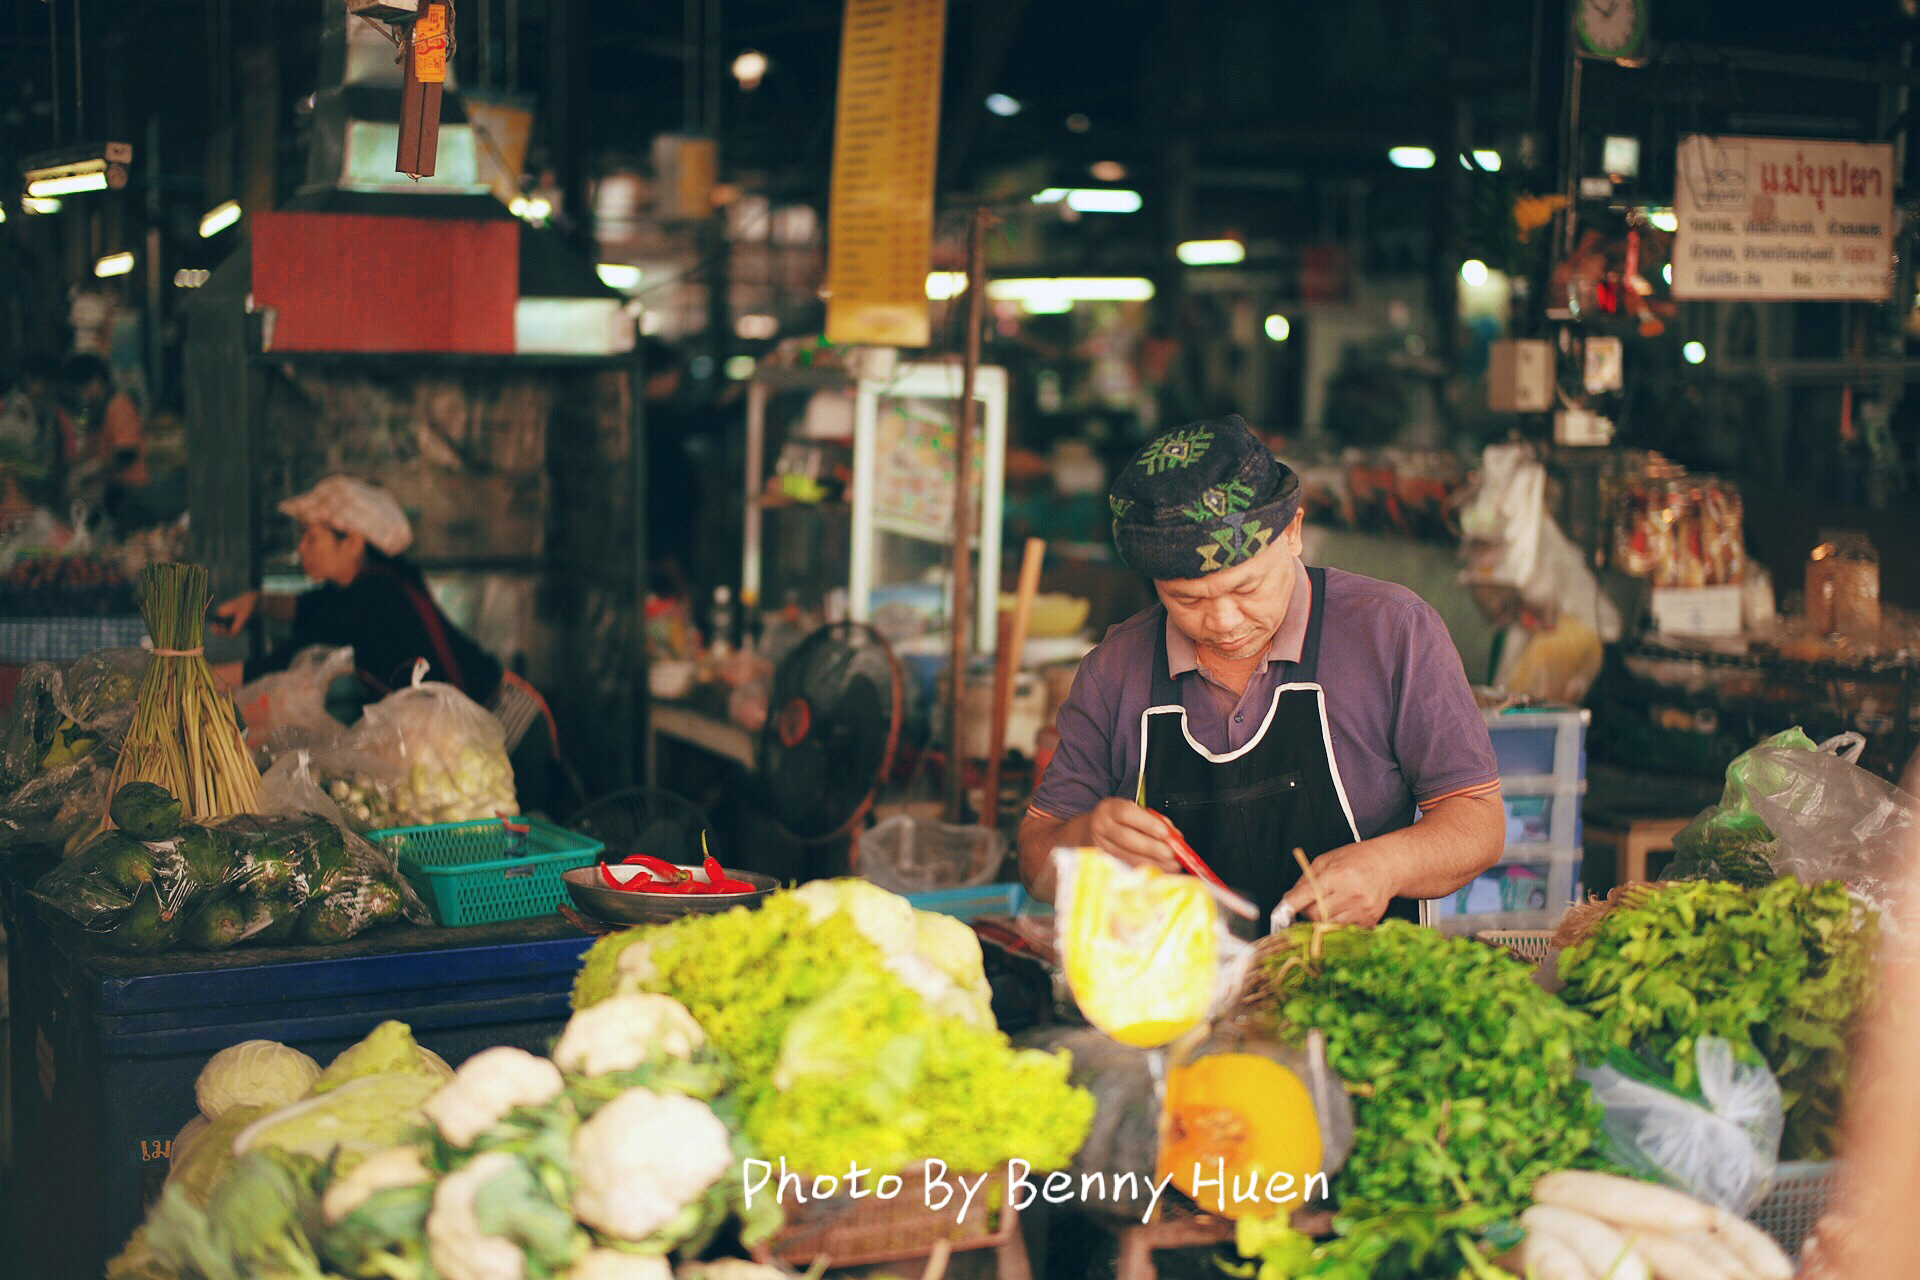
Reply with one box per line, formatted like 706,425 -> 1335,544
1056,848 -> 1232,1048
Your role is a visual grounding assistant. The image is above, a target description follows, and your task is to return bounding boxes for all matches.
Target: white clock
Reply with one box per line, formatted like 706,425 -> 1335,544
1574,0 -> 1646,60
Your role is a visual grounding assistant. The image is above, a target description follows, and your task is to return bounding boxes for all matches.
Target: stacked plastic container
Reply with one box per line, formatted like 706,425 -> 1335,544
1427,705 -> 1589,935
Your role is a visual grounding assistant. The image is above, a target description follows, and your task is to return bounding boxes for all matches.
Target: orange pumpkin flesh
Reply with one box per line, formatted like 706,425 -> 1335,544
1158,1051 -> 1324,1219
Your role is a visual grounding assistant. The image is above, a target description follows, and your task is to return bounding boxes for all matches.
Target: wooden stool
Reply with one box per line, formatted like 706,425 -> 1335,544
1586,816 -> 1691,886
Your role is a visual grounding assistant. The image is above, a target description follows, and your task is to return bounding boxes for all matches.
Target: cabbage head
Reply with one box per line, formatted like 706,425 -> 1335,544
312,1019 -> 452,1092
194,1040 -> 322,1118
235,1073 -> 443,1173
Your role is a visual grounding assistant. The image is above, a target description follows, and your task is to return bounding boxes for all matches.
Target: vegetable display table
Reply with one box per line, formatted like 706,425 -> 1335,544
0,851 -> 594,1280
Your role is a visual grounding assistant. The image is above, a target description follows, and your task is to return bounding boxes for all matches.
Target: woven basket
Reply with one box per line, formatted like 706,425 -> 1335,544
753,1161 -> 1020,1268
1475,929 -> 1555,966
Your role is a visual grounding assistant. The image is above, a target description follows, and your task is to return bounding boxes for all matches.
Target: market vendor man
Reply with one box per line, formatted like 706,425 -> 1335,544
1018,415 -> 1503,926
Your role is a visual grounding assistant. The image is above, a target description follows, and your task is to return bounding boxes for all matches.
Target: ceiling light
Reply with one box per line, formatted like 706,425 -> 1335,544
596,263 -> 642,291
734,313 -> 778,340
1603,134 -> 1642,178
1021,297 -> 1074,314
198,199 -> 241,238
1388,146 -> 1436,169
95,252 -> 135,278
985,94 -> 1021,117
22,196 -> 61,214
1663,263 -> 1673,285
1264,314 -> 1291,342
987,277 -> 1156,302
1031,188 -> 1068,204
29,168 -> 109,198
1460,259 -> 1489,287
1473,149 -> 1502,171
172,268 -> 211,289
1066,188 -> 1141,214
724,355 -> 757,380
1646,208 -> 1678,232
1683,341 -> 1706,365
1089,161 -> 1127,183
1066,113 -> 1091,133
23,141 -> 131,197
731,49 -> 768,90
1176,239 -> 1245,266
926,271 -> 969,300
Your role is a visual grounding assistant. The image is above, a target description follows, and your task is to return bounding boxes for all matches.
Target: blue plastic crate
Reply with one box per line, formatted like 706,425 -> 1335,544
906,882 -> 1050,920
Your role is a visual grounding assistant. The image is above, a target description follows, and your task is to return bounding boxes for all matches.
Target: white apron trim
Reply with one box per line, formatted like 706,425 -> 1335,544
1135,681 -> 1361,844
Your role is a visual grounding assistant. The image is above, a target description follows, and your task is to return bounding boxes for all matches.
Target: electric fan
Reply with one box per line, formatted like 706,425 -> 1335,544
756,621 -> 903,843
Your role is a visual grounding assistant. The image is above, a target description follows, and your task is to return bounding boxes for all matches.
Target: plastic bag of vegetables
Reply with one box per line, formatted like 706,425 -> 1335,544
33,783 -> 426,951
0,647 -> 147,852
322,660 -> 517,830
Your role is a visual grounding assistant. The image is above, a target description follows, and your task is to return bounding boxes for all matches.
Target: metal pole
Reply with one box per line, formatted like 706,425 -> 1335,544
72,0 -> 84,137
945,207 -> 988,823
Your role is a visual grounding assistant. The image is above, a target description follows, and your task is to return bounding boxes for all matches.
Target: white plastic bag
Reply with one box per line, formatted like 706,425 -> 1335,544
235,645 -> 354,751
344,660 -> 517,827
1579,1036 -> 1784,1212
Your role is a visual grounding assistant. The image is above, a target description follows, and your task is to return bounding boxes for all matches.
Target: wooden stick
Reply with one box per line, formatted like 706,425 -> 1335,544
944,207 -> 990,822
982,537 -> 1045,830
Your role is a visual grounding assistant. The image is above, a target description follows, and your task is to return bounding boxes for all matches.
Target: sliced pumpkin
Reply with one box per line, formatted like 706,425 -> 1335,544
1159,1050 -> 1324,1218
1059,850 -> 1216,1048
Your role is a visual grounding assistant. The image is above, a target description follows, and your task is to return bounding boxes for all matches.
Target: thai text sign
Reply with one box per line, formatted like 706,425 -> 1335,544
824,0 -> 946,348
1673,135 -> 1894,301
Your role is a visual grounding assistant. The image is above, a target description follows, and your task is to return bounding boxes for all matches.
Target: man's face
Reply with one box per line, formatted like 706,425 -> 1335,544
1154,512 -> 1306,664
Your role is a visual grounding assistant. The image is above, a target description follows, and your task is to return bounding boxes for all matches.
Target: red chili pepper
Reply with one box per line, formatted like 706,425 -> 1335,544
700,855 -> 758,894
622,854 -> 687,880
600,860 -> 697,894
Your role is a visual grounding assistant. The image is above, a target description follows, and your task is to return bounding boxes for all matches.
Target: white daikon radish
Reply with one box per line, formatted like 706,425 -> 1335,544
1521,1205 -> 1651,1280
1532,1171 -> 1715,1234
1630,1231 -> 1737,1280
1707,1207 -> 1794,1280
1503,1230 -> 1598,1280
1680,1230 -> 1760,1280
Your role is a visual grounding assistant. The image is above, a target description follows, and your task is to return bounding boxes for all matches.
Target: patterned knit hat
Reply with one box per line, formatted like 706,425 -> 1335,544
1109,415 -> 1300,579
279,476 -> 414,556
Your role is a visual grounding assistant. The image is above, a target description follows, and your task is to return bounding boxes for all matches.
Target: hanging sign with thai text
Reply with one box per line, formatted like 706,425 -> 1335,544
1672,134 -> 1894,301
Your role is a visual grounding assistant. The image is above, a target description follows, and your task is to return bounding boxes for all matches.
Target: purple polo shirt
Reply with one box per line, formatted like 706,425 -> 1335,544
1030,557 -> 1501,841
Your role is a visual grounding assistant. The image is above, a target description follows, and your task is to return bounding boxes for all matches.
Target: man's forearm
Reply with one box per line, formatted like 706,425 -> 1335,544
1017,810 -> 1093,902
1354,791 -> 1505,900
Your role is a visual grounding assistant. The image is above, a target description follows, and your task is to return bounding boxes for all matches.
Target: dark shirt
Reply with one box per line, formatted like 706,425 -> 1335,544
243,568 -> 504,702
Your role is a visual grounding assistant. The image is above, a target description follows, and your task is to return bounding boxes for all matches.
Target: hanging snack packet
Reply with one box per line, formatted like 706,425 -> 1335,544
1055,847 -> 1249,1048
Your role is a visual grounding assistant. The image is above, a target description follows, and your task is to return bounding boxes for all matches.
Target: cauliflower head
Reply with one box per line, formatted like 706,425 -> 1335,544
428,1152 -> 529,1280
423,1047 -> 565,1148
569,1249 -> 674,1280
553,994 -> 706,1077
571,1088 -> 733,1242
322,1143 -> 433,1226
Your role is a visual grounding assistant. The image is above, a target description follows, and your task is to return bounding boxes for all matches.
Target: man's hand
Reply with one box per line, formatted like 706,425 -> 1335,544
1280,841 -> 1397,926
1018,798 -> 1187,899
1087,798 -> 1183,872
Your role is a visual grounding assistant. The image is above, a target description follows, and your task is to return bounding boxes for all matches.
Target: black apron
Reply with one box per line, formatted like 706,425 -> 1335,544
1137,566 -> 1422,929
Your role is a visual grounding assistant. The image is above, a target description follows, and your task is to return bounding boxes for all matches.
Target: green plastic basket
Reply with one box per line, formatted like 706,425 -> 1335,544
371,817 -> 606,927
1748,1159 -> 1838,1258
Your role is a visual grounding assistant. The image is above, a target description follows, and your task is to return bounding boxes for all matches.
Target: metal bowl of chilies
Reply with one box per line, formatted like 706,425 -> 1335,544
562,861 -> 780,926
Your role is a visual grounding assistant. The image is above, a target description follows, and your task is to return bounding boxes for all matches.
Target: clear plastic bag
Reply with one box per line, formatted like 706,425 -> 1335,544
1579,1036 -> 1784,1212
33,807 -> 426,952
257,748 -> 362,831
1669,727 -> 1920,924
337,660 -> 517,828
0,648 -> 148,852
234,645 -> 354,752
1159,1018 -> 1353,1218
857,813 -> 1005,893
1055,847 -> 1253,1049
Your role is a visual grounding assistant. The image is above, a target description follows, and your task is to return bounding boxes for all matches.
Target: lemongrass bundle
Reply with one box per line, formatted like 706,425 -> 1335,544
107,563 -> 260,820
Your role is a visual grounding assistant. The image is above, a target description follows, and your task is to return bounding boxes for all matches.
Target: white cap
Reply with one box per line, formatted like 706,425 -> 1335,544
278,476 -> 413,556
